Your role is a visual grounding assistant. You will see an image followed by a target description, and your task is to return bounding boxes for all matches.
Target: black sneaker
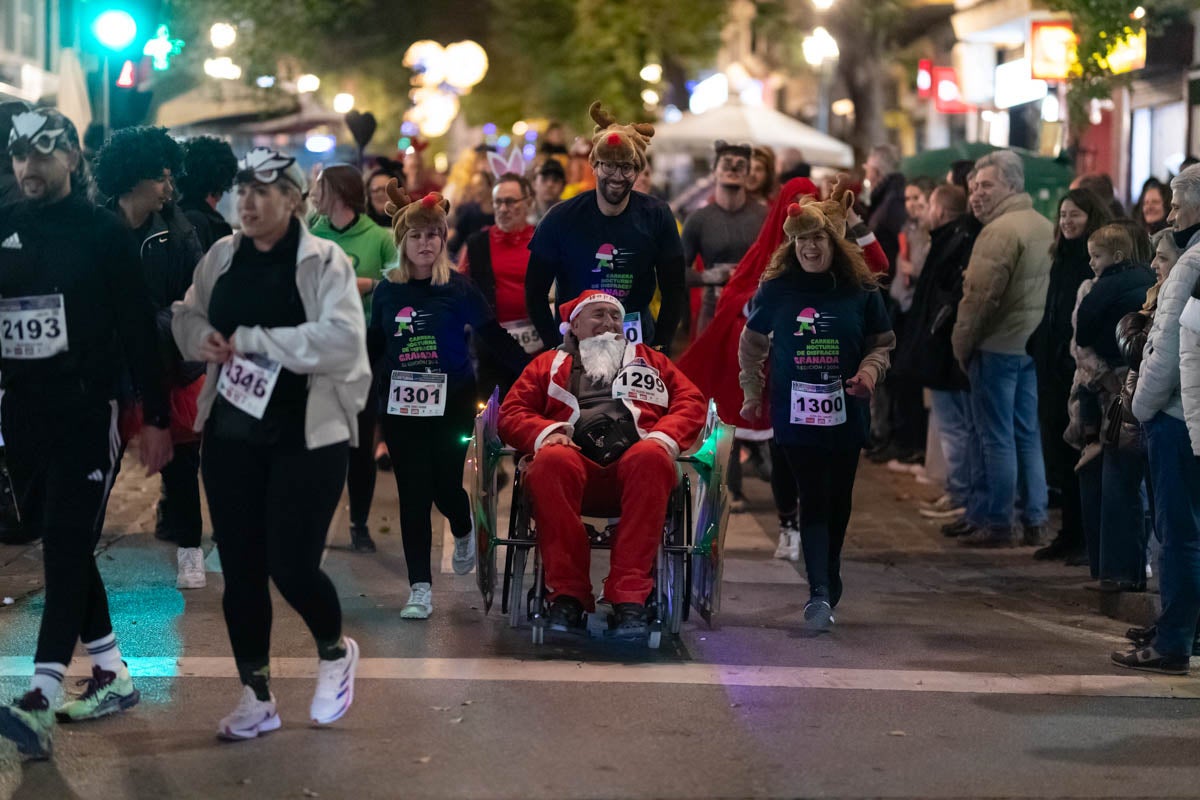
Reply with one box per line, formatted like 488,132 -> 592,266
1022,525 -> 1046,547
803,598 -> 834,632
1125,624 -> 1155,646
609,603 -> 649,639
1110,646 -> 1189,675
1034,535 -> 1072,561
349,525 -> 376,554
959,526 -> 1015,548
941,518 -> 974,538
546,596 -> 586,633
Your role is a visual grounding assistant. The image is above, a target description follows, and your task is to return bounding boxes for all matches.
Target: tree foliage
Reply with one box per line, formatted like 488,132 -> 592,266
474,0 -> 727,130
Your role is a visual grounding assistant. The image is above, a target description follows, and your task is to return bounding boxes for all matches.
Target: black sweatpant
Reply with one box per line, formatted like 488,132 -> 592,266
1038,374 -> 1083,549
201,433 -> 348,666
158,440 -> 202,547
2,395 -> 120,665
779,443 -> 861,607
769,440 -> 798,520
381,392 -> 475,585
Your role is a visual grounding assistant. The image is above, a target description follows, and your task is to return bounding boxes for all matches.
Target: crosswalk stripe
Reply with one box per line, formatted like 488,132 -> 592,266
0,657 -> 1194,699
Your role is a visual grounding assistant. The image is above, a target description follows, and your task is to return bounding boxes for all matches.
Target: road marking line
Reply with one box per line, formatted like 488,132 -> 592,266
0,657 -> 1193,699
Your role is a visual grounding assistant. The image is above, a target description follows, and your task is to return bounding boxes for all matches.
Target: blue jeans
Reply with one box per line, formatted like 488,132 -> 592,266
1078,429 -> 1150,583
929,389 -> 985,525
968,352 -> 1049,529
1144,412 -> 1200,658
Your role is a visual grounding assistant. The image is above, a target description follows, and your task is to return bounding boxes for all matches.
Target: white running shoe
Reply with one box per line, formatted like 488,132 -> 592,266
310,637 -> 359,725
918,495 -> 966,520
773,524 -> 794,559
217,686 -> 280,741
176,547 -> 206,589
452,523 -> 476,575
400,583 -> 433,619
786,531 -> 800,562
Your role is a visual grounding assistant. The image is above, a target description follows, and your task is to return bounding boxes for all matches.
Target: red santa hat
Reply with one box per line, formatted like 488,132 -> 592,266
559,289 -> 626,335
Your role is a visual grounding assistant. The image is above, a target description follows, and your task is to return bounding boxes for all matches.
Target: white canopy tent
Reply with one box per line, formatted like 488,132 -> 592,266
652,102 -> 854,168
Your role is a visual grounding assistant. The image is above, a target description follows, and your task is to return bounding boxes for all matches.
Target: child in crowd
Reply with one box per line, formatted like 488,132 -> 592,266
1067,225 -> 1153,469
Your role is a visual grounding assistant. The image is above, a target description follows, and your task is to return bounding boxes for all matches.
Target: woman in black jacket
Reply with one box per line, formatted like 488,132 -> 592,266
1027,188 -> 1111,563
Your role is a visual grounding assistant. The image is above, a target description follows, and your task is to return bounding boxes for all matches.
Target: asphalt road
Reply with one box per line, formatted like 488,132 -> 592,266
0,454 -> 1196,799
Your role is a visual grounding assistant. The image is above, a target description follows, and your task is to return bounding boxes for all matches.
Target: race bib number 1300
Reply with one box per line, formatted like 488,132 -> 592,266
388,370 -> 447,417
622,312 -> 643,345
0,294 -> 67,360
217,353 -> 281,420
790,380 -> 847,427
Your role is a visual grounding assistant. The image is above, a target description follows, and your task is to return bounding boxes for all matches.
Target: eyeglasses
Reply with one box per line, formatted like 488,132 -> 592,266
493,196 -> 529,208
595,161 -> 637,179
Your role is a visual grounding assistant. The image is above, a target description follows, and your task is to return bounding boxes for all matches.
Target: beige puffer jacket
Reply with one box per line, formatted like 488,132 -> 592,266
951,192 -> 1054,365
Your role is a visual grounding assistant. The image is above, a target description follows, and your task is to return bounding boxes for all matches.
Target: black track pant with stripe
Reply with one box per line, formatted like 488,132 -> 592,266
1,393 -> 121,665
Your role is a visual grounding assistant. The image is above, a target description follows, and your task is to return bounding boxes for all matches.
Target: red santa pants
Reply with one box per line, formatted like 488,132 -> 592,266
525,439 -> 677,607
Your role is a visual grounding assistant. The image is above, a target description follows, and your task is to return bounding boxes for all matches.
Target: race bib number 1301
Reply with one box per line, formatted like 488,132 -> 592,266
388,370 -> 447,417
0,294 -> 67,360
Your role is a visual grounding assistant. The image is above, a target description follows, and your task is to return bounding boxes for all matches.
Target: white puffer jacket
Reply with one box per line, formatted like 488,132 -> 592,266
1133,228 -> 1200,430
1177,236 -> 1200,455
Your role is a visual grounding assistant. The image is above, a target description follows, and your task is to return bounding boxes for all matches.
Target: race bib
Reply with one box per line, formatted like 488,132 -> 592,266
388,370 -> 447,417
217,354 -> 281,420
790,380 -> 847,427
0,294 -> 67,360
622,312 -> 643,345
613,363 -> 668,407
501,319 -> 543,354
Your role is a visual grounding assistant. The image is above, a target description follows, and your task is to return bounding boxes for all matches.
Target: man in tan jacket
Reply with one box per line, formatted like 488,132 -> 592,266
951,150 -> 1054,548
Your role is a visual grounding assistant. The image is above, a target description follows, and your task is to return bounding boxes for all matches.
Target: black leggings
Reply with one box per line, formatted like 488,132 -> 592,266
2,396 -> 119,665
347,400 -> 378,527
381,394 -> 474,585
726,439 -> 798,519
779,443 -> 860,606
159,440 -> 202,547
202,434 -> 348,666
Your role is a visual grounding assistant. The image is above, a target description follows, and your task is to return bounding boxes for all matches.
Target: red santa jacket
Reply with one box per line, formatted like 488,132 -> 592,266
500,341 -> 707,458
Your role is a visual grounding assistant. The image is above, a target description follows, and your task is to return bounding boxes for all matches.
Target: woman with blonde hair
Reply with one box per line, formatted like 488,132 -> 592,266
369,184 -> 528,619
738,196 -> 895,632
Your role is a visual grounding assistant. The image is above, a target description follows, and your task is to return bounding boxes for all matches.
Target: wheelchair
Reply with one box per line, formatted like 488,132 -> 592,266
468,392 -> 734,648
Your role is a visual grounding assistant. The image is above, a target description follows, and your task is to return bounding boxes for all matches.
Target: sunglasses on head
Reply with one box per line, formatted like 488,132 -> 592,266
7,131 -> 67,160
236,149 -> 297,187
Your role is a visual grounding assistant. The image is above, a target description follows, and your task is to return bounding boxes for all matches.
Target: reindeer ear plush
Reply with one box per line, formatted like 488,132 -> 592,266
383,178 -> 411,218
829,173 -> 855,211
589,100 -> 617,133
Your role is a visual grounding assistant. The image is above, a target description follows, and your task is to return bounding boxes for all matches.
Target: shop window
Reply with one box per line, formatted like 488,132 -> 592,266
1,0 -> 42,62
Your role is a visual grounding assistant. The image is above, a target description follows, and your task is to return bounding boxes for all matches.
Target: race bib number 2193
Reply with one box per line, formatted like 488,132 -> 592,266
0,294 -> 67,360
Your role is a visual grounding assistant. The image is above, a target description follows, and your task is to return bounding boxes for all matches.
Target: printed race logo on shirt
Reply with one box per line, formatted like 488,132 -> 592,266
390,306 -> 439,371
792,306 -> 841,371
590,243 -> 634,299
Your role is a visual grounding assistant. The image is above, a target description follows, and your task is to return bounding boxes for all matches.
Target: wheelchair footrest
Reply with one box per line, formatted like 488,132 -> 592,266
585,601 -> 663,641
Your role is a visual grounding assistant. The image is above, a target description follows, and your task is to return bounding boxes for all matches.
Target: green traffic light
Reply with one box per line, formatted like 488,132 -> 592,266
93,9 -> 138,51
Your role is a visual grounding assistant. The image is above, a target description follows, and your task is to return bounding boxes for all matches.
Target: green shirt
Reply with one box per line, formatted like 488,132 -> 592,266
310,214 -> 397,322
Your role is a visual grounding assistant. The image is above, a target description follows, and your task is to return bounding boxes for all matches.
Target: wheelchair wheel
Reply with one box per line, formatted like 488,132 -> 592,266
666,550 -> 687,635
508,547 -> 527,629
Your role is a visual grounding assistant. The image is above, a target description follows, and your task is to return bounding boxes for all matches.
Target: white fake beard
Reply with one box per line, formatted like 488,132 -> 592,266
577,332 -> 627,384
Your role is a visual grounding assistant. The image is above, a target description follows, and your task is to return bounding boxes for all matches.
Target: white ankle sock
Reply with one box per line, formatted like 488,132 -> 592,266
30,663 -> 66,706
83,633 -> 124,674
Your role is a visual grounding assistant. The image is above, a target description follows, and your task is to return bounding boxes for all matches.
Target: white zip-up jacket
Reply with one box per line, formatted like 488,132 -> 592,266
171,224 -> 371,449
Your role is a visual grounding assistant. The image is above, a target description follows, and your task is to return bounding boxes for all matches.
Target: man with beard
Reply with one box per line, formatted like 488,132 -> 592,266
681,141 -> 767,335
525,101 -> 685,354
499,290 -> 706,637
0,109 -> 172,758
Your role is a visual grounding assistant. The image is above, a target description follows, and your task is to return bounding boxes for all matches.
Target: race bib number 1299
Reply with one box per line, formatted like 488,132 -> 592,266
0,294 -> 67,360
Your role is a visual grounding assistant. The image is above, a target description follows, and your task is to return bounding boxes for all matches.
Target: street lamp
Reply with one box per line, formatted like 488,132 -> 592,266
803,27 -> 840,133
210,23 -> 237,50
333,93 -> 355,114
811,0 -> 835,10
296,74 -> 321,93
640,63 -> 663,83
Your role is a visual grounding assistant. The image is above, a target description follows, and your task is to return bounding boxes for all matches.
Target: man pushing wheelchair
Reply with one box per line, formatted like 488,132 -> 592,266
499,290 -> 706,638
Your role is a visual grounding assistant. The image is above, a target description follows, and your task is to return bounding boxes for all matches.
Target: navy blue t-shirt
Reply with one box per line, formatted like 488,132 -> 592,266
526,190 -> 682,342
370,271 -> 528,405
745,270 -> 891,450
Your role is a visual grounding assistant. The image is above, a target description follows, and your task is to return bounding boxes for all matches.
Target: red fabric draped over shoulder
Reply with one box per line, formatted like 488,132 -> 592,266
677,177 -> 818,432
